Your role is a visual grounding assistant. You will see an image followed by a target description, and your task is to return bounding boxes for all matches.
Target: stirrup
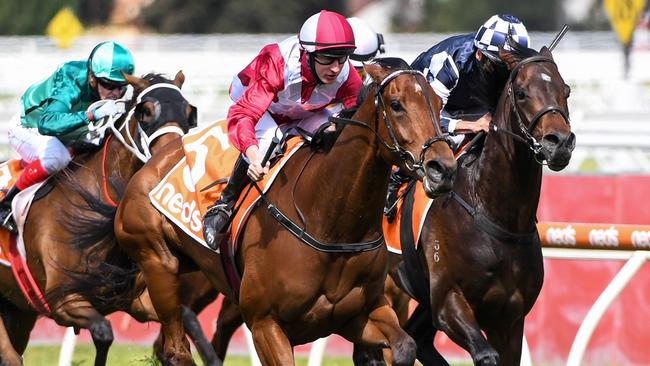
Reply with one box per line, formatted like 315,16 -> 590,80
1,212 -> 17,234
204,202 -> 232,218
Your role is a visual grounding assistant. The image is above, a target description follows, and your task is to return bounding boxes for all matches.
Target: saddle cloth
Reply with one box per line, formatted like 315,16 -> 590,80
149,119 -> 304,250
382,180 -> 434,254
0,159 -> 51,313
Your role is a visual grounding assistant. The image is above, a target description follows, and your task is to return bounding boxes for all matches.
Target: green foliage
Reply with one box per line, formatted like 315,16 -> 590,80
141,0 -> 345,33
0,0 -> 114,35
0,0 -> 77,35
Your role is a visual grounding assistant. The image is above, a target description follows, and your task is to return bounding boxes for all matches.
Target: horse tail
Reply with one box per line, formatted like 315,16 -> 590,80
46,169 -> 145,313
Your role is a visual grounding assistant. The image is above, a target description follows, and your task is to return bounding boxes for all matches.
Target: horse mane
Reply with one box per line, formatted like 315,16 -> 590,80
46,73 -> 176,311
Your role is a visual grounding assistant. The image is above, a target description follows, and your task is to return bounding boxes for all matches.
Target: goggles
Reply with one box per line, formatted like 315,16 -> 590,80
97,77 -> 127,91
313,53 -> 349,66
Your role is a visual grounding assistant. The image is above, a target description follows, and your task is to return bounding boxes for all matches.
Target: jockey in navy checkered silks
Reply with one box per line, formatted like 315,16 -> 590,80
384,14 -> 530,222
411,14 -> 529,142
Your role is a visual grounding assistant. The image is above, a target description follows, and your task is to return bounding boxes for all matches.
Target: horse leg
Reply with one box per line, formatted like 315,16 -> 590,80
181,305 -> 221,366
50,298 -> 114,366
403,304 -> 448,366
0,301 -> 34,366
211,296 -> 243,361
249,317 -> 295,366
436,290 -> 499,366
485,318 -> 525,366
137,252 -> 193,366
343,302 -> 416,366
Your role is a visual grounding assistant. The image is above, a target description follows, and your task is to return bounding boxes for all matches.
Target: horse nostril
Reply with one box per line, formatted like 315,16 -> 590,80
543,133 -> 560,146
425,160 -> 447,181
566,132 -> 576,150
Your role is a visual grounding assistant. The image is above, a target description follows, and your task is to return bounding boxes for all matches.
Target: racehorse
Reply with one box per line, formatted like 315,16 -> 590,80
0,72 -> 198,366
383,43 -> 576,365
114,58 -> 458,365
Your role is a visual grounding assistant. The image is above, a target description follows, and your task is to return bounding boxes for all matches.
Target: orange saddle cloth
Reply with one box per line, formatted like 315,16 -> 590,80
382,180 -> 435,254
149,119 -> 304,249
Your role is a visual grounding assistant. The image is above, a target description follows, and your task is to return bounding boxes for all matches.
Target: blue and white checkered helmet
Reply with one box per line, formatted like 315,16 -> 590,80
474,14 -> 529,55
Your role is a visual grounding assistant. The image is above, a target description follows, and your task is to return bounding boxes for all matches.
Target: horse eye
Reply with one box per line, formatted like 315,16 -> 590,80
564,84 -> 571,98
514,89 -> 526,100
390,100 -> 403,112
143,108 -> 152,117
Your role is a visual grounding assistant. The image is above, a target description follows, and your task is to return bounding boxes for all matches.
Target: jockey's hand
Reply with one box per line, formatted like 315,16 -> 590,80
92,100 -> 121,121
453,113 -> 492,134
473,113 -> 492,133
245,145 -> 270,181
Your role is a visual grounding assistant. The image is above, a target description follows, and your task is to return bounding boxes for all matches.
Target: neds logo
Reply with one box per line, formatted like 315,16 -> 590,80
153,182 -> 203,232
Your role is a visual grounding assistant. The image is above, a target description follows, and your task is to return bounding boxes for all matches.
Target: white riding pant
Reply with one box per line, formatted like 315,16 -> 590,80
7,113 -> 72,174
251,109 -> 336,162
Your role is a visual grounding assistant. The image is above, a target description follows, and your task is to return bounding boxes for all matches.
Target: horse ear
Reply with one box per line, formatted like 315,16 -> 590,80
498,49 -> 518,71
364,63 -> 387,84
124,73 -> 150,93
540,46 -> 554,60
173,70 -> 185,88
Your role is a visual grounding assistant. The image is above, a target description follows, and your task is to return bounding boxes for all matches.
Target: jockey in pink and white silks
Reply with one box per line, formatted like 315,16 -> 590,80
202,10 -> 362,249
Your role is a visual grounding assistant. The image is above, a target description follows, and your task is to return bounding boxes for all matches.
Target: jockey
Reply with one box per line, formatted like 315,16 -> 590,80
385,14 -> 530,222
0,41 -> 135,233
202,10 -> 362,249
347,17 -> 385,79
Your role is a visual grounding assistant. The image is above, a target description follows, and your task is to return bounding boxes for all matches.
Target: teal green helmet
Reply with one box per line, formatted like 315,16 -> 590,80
88,41 -> 135,83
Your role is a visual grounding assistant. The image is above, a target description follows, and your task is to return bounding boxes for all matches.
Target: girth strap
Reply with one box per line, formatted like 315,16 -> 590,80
450,191 -> 537,243
265,203 -> 385,253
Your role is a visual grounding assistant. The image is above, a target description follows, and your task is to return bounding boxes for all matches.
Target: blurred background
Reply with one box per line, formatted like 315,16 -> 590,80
1,1 -> 650,365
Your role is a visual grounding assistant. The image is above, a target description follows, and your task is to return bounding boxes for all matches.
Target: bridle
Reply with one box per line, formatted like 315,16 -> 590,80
502,55 -> 570,157
110,83 -> 197,163
330,68 -> 453,177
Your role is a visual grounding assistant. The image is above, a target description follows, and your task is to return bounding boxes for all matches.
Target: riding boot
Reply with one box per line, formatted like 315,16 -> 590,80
384,169 -> 412,223
202,156 -> 251,250
0,185 -> 21,234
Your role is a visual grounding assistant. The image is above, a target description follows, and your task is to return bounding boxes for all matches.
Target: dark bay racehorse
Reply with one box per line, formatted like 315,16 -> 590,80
386,44 -> 575,365
115,58 -> 458,365
0,72 -> 197,366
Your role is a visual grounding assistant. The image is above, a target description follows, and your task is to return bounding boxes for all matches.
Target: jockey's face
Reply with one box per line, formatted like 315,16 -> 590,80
313,53 -> 348,84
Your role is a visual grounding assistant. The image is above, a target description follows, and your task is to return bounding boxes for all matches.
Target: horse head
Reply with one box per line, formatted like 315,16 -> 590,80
120,71 -> 197,160
362,58 -> 457,197
498,44 -> 575,171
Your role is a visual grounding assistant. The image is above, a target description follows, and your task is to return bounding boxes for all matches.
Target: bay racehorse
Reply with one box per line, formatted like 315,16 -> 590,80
384,43 -> 575,365
0,72 -> 199,366
114,58 -> 458,365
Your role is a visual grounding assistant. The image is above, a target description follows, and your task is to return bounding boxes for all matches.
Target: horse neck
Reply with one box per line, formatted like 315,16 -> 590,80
471,96 -> 542,231
99,118 -> 143,184
298,109 -> 390,241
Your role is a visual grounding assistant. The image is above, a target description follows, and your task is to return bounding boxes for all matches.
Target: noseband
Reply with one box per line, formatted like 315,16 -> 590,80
330,69 -> 453,177
505,56 -> 570,155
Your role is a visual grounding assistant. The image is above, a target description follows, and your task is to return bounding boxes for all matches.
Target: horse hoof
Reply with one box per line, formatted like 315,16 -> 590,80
474,351 -> 499,366
390,335 -> 417,366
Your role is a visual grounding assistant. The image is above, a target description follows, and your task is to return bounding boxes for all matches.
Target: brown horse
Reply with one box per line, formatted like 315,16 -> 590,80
382,44 -> 575,365
0,72 -> 197,366
115,58 -> 458,365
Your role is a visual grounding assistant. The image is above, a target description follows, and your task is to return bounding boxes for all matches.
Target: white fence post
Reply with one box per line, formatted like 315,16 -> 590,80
566,250 -> 650,366
58,327 -> 76,366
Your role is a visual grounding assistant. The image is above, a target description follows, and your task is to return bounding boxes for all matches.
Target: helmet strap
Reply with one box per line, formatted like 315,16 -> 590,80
307,53 -> 325,84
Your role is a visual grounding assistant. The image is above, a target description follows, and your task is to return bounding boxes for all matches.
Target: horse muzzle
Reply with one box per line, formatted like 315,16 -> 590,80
540,131 -> 576,171
422,157 -> 457,198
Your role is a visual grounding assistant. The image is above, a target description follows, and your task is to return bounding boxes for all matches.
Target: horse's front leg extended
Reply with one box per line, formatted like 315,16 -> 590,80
436,290 -> 499,366
250,317 -> 295,366
343,300 -> 416,366
49,297 -> 113,366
